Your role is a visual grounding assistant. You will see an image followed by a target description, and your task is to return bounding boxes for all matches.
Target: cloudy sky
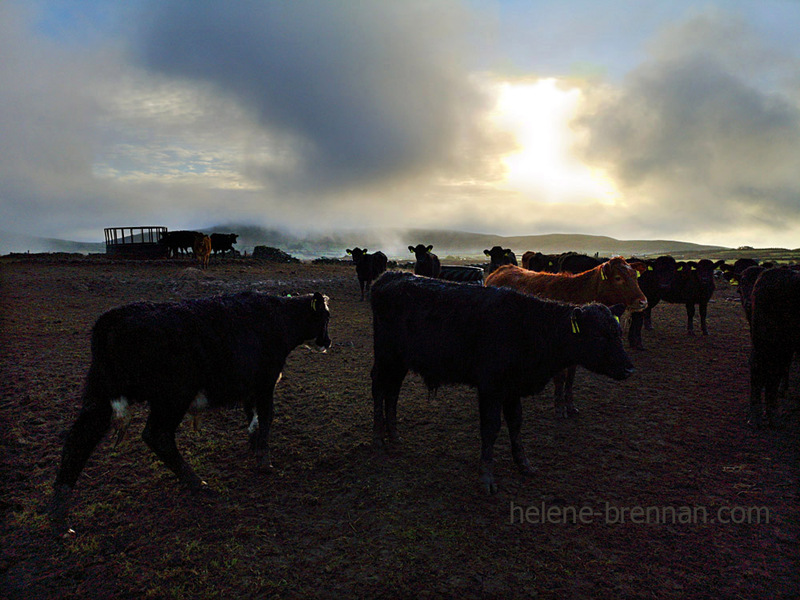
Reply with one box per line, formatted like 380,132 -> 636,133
2,0 -> 800,248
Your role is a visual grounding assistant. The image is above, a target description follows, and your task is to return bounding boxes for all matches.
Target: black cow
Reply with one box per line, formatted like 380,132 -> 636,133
483,246 -> 518,273
720,258 -> 759,283
629,257 -> 722,349
521,251 -> 559,272
748,267 -> 800,428
737,265 -> 766,324
557,252 -> 604,274
346,247 -> 388,300
408,244 -> 441,278
439,265 -> 484,285
210,233 -> 239,257
369,271 -> 633,493
49,291 -> 331,531
161,230 -> 204,258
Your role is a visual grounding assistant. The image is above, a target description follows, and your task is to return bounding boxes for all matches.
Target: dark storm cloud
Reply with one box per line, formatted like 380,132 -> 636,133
134,0 -> 501,193
577,11 -> 800,235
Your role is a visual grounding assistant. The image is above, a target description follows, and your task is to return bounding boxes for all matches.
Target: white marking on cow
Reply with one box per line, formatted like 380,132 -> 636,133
111,397 -> 132,447
189,390 -> 209,413
111,397 -> 129,421
188,390 -> 208,431
248,414 -> 259,434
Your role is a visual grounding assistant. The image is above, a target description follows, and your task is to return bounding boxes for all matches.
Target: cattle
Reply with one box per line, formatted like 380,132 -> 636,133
408,244 -> 441,278
521,251 -> 558,272
485,258 -> 648,311
370,271 -> 633,493
485,258 -> 647,416
346,247 -> 388,300
747,267 -> 800,428
48,291 -> 332,531
210,233 -> 239,257
720,258 -> 759,283
160,230 -> 204,258
483,246 -> 518,273
193,235 -> 212,269
557,252 -> 604,274
737,265 -> 766,324
438,265 -> 484,285
628,257 -> 722,349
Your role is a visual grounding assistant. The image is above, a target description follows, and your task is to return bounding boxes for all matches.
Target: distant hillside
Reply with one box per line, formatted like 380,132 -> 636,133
210,225 -> 729,260
0,230 -> 104,255
1,225 -> 736,260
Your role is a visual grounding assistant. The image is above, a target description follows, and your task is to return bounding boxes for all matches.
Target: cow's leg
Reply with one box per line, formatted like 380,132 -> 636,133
699,302 -> 709,335
563,366 -> 578,417
748,350 -> 765,428
553,368 -> 577,418
643,305 -> 654,331
142,404 -> 204,492
503,396 -> 534,476
685,303 -> 696,335
359,280 -> 366,301
765,353 -> 792,428
249,378 -> 280,469
49,384 -> 113,526
629,311 -> 645,350
478,390 -> 503,494
553,370 -> 565,418
370,360 -> 407,448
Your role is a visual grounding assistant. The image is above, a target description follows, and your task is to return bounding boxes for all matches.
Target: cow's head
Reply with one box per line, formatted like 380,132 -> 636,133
409,244 -> 434,259
306,292 -> 332,352
694,259 -> 716,286
568,303 -> 634,381
346,247 -> 367,263
597,257 -> 648,311
484,246 -> 515,270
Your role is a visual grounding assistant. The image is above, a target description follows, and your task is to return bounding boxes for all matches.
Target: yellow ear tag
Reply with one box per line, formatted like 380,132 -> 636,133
571,317 -> 580,334
614,315 -> 620,324
600,269 -> 607,280
311,298 -> 318,311
636,270 -> 641,278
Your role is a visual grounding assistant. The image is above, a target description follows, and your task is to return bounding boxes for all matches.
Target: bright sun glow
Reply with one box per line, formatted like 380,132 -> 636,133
492,78 -> 619,204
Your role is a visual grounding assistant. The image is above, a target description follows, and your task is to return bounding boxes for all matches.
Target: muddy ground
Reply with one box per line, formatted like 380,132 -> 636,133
0,255 -> 797,599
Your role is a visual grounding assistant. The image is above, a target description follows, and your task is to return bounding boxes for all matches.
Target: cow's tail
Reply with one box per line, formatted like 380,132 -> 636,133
49,327 -> 117,531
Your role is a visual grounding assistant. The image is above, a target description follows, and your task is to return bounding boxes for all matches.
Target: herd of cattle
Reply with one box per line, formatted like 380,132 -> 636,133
47,240 -> 798,532
159,230 -> 239,269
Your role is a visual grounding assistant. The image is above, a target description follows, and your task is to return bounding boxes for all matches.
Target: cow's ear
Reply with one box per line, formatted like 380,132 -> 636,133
570,307 -> 582,334
484,249 -> 491,257
346,249 -> 352,255
311,292 -> 326,312
426,245 -> 433,252
505,249 -> 513,257
363,248 -> 368,253
408,246 -> 415,253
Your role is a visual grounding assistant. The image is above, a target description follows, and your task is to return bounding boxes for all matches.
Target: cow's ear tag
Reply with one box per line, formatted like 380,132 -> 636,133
571,316 -> 580,334
600,268 -> 607,281
614,315 -> 620,324
311,298 -> 317,311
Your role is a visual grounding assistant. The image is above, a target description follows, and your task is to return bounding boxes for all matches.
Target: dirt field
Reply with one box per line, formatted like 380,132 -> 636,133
1,255 -> 797,599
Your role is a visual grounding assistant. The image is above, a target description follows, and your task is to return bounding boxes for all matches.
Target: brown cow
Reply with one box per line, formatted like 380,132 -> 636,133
485,257 -> 647,417
193,235 -> 212,270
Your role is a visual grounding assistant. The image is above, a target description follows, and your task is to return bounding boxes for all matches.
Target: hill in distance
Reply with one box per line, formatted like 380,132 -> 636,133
8,225 -> 795,261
